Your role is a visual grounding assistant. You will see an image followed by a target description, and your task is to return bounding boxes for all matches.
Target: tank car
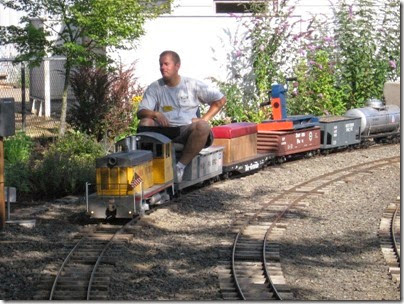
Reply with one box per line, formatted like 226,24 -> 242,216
345,99 -> 400,140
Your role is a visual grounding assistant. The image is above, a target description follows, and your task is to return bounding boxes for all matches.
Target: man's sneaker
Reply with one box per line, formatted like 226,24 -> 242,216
176,164 -> 185,183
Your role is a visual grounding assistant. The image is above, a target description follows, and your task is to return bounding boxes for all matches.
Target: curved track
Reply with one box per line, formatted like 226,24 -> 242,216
379,197 -> 401,284
218,156 -> 400,300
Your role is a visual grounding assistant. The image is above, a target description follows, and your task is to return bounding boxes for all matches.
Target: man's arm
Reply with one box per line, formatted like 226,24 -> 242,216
199,96 -> 226,122
137,109 -> 170,127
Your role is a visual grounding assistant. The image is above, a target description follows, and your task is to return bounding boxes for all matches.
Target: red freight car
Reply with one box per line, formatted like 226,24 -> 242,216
212,122 -> 274,174
257,126 -> 321,158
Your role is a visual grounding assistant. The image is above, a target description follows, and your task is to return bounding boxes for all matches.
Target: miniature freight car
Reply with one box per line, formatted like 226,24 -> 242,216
318,116 -> 361,151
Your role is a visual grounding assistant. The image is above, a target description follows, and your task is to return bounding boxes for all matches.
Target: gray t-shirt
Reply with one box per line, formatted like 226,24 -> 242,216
139,76 -> 224,126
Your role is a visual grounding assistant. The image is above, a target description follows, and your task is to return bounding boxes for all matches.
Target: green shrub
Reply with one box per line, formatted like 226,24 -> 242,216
5,162 -> 31,195
4,131 -> 33,164
4,132 -> 33,195
207,81 -> 268,125
30,131 -> 105,199
288,51 -> 349,116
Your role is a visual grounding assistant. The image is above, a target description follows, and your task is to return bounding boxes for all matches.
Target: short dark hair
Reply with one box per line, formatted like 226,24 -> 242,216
160,50 -> 181,64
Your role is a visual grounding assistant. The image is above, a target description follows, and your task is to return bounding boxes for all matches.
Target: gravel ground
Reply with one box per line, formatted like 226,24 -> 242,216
0,143 -> 400,300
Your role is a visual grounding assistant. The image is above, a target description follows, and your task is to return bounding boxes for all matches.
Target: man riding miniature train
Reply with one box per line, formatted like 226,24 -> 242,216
137,50 -> 227,183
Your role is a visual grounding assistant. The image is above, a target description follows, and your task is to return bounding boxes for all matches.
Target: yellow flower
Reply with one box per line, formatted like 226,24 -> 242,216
132,95 -> 142,103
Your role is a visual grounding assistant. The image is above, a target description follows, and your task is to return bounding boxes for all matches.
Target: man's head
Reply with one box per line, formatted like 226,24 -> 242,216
159,50 -> 181,85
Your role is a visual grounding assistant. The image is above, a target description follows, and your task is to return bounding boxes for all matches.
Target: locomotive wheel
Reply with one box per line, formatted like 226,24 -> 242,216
222,172 -> 230,180
276,157 -> 286,164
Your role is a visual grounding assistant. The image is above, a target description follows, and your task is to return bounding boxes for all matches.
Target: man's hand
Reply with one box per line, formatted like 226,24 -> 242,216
137,109 -> 171,127
154,111 -> 171,127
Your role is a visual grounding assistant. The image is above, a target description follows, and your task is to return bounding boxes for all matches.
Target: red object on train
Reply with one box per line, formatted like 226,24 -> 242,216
257,120 -> 294,131
212,122 -> 257,139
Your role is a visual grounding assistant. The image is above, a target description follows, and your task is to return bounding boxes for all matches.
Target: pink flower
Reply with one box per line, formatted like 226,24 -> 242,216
234,50 -> 242,58
389,60 -> 396,69
259,45 -> 265,52
307,44 -> 316,51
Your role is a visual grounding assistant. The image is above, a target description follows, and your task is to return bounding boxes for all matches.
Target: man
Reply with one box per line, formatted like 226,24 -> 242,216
137,50 -> 226,182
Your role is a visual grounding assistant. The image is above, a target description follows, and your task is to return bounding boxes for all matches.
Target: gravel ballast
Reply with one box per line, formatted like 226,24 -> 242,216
0,143 -> 400,300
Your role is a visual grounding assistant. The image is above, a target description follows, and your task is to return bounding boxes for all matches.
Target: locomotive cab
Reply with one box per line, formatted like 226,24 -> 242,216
136,132 -> 174,184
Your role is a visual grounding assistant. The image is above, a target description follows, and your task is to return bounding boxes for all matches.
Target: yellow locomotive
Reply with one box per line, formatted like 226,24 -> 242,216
87,132 -> 174,219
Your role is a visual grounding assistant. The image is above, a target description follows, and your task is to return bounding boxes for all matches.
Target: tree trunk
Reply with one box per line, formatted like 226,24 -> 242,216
59,65 -> 71,137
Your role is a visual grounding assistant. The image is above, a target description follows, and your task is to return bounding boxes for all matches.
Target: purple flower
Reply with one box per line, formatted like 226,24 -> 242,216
324,36 -> 333,42
307,44 -> 316,51
298,48 -> 306,55
348,5 -> 353,19
389,60 -> 396,69
234,50 -> 242,58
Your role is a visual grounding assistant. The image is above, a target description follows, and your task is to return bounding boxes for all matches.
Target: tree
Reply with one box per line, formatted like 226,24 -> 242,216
0,0 -> 171,136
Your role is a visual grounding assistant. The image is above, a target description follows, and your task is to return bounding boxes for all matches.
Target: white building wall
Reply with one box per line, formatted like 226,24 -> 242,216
110,0 -> 336,88
0,5 -> 26,58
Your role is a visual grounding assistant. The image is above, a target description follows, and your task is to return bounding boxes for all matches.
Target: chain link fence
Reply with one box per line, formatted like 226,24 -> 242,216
0,57 -> 74,138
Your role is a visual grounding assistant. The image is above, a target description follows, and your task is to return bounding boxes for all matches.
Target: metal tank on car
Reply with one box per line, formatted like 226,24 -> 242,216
344,98 -> 400,137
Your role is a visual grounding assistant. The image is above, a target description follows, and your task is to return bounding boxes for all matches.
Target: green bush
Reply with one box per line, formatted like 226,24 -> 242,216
207,81 -> 269,125
30,131 -> 105,199
288,51 -> 349,116
4,131 -> 33,164
4,132 -> 34,194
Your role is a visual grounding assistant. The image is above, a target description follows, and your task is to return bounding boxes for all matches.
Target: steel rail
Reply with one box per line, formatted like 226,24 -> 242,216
391,204 -> 400,261
260,157 -> 400,299
230,156 -> 400,300
86,217 -> 138,300
49,237 -> 86,300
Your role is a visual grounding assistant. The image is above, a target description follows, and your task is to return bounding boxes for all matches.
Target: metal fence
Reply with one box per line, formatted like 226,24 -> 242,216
0,57 -> 74,138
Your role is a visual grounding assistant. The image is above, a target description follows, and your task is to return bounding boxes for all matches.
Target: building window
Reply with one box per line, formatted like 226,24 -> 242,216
215,1 -> 265,14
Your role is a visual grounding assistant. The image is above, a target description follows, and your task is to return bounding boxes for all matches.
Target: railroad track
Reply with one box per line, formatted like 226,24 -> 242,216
379,197 -> 400,284
34,218 -> 137,300
218,156 -> 400,300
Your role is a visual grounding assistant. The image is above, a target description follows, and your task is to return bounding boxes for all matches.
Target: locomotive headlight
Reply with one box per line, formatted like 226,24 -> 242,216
90,210 -> 94,214
128,211 -> 132,215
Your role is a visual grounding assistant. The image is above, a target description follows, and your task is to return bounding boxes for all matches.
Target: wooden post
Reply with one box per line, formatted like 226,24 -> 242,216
44,58 -> 51,117
0,137 -> 4,229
